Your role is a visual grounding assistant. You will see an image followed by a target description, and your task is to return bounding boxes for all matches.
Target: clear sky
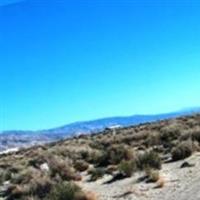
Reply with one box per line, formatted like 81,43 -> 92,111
1,0 -> 200,131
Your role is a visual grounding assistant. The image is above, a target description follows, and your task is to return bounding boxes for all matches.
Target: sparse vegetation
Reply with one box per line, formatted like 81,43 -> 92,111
137,150 -> 161,170
145,168 -> 160,182
74,160 -> 89,172
0,114 -> 200,199
45,181 -> 83,200
171,140 -> 193,161
191,128 -> 200,143
118,160 -> 137,177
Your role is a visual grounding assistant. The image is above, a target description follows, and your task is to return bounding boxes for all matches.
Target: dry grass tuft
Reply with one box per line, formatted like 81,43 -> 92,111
155,176 -> 165,188
85,191 -> 98,200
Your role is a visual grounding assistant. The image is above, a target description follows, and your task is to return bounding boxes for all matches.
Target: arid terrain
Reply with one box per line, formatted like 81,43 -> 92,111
1,114 -> 200,200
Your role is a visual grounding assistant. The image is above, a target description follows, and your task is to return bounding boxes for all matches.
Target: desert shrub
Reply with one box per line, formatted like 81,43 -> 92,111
89,141 -> 104,149
179,130 -> 192,141
74,160 -> 89,172
28,157 -> 45,168
88,150 -> 109,167
11,167 -> 40,185
0,162 -> 12,169
52,146 -> 71,158
88,168 -> 105,181
0,169 -> 12,184
120,135 -> 134,145
180,128 -> 200,142
145,168 -> 160,182
29,175 -> 53,198
118,160 -> 137,177
132,131 -> 149,141
191,128 -> 200,143
8,166 -> 22,174
137,150 -> 161,170
89,145 -> 133,167
6,185 -> 24,200
45,181 -> 85,200
171,140 -> 193,161
8,169 -> 53,199
160,124 -> 181,142
48,156 -> 77,181
24,176 -> 52,198
186,118 -> 199,128
108,145 -> 133,165
79,150 -> 90,160
145,132 -> 161,147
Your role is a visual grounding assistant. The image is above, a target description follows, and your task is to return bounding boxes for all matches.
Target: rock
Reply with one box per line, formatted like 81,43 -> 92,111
40,163 -> 49,172
104,173 -> 125,184
180,161 -> 195,168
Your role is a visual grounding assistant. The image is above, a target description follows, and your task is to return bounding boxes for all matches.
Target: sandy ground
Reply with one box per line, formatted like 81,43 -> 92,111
80,152 -> 200,200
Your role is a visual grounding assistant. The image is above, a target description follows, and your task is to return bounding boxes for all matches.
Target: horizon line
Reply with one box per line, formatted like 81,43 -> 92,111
2,106 -> 200,133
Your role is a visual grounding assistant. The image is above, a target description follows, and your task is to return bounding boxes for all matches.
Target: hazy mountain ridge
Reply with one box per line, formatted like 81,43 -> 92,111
1,108 -> 200,152
30,107 -> 200,137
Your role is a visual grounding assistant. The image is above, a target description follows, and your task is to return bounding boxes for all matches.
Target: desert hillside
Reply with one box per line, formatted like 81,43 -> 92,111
1,114 -> 200,200
1,109 -> 192,152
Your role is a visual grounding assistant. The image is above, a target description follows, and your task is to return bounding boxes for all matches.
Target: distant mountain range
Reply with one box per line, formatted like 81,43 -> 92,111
0,107 -> 200,152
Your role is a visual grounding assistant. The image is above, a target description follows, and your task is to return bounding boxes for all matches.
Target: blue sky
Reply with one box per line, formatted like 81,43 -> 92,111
1,0 -> 200,130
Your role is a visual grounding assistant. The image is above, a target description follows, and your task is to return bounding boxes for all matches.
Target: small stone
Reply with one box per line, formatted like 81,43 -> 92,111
40,163 -> 49,172
180,161 -> 195,168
